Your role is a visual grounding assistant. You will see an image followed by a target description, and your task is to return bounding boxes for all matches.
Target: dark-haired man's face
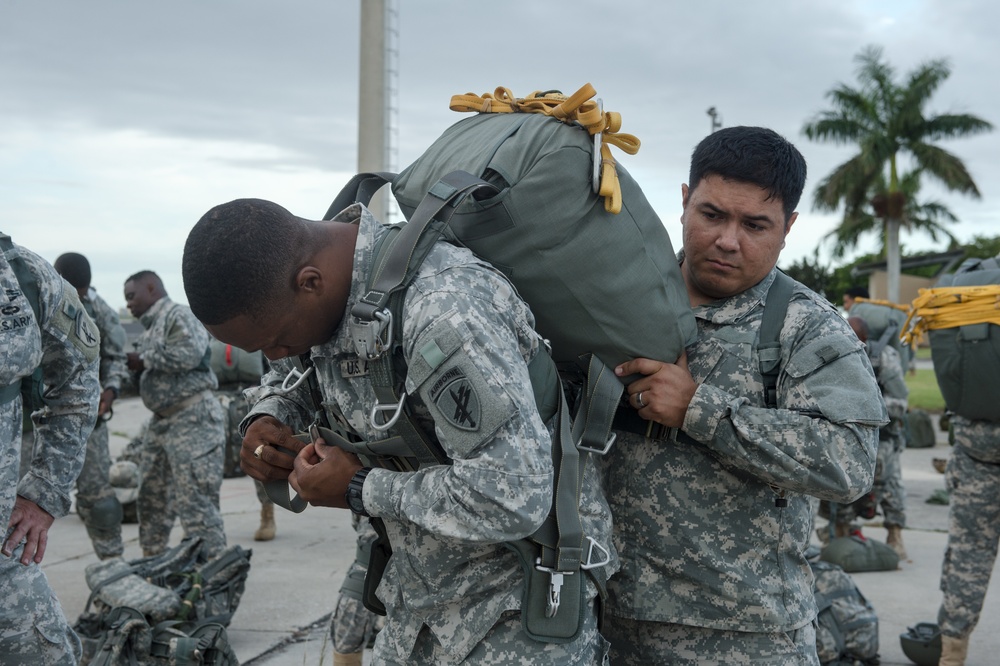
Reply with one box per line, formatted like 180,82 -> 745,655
679,174 -> 795,307
124,278 -> 158,318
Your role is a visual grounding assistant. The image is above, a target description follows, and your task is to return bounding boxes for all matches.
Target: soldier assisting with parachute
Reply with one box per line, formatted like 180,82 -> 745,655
182,84 -> 698,664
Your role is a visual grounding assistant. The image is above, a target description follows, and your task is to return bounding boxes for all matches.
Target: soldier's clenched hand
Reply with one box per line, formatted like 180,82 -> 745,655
241,415 -> 305,482
616,352 -> 697,429
289,438 -> 362,508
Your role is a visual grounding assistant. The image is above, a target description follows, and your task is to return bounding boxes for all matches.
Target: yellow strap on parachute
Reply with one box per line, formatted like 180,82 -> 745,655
449,84 -> 640,214
853,296 -> 911,312
901,285 -> 1000,346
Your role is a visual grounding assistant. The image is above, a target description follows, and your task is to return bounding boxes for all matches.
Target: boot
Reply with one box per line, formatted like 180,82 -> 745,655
939,634 -> 970,666
254,503 -> 276,541
333,651 -> 363,666
886,524 -> 908,560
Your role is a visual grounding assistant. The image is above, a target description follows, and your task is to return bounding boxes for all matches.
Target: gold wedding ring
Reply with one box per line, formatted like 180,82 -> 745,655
253,444 -> 266,460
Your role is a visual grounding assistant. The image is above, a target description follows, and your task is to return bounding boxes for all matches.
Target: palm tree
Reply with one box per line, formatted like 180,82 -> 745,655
822,169 -> 961,259
803,45 -> 992,302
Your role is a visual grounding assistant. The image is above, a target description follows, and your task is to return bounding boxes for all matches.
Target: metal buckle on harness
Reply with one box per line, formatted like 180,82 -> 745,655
535,558 -> 574,618
351,310 -> 393,361
369,392 -> 407,431
580,536 -> 612,570
577,431 -> 616,455
591,98 -> 603,194
274,365 -> 315,396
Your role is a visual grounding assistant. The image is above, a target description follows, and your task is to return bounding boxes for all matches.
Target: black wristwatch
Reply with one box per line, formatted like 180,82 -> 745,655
346,467 -> 372,517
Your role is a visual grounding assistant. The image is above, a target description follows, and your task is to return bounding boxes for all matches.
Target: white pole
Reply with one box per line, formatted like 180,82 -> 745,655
358,0 -> 388,221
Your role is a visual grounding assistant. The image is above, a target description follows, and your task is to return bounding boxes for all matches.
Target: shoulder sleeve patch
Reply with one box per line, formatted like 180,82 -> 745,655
408,315 -> 517,458
50,283 -> 100,363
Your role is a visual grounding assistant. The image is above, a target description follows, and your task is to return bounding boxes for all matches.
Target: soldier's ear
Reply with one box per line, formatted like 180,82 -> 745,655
294,266 -> 323,294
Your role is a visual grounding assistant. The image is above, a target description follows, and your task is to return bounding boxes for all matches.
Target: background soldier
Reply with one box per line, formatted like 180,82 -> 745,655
124,270 -> 227,558
936,417 -> 1000,665
49,252 -> 129,560
603,127 -> 885,665
820,316 -> 910,558
1,233 -> 100,664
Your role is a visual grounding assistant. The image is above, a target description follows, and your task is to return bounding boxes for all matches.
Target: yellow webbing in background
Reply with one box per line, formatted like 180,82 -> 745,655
901,285 -> 1000,346
854,296 -> 911,312
449,84 -> 640,214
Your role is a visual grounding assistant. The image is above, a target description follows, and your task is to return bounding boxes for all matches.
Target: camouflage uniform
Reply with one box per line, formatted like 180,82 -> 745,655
602,269 -> 885,665
828,344 -> 909,529
245,205 -> 616,665
937,416 -> 1000,639
74,287 -> 130,558
134,297 -> 227,558
329,515 -> 380,654
1,239 -> 100,665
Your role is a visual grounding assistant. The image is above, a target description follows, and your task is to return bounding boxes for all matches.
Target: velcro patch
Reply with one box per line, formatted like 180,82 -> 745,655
431,369 -> 480,431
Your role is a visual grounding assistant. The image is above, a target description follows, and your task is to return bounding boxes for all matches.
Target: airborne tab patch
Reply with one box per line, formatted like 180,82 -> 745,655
431,368 -> 480,431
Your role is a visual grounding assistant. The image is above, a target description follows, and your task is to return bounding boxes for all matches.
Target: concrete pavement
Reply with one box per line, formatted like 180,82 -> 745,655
37,396 -> 1000,665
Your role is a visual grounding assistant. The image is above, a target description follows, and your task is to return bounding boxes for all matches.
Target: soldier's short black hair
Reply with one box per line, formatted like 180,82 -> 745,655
54,252 -> 91,290
125,270 -> 161,287
844,286 -> 870,299
182,198 -> 302,326
688,126 -> 807,221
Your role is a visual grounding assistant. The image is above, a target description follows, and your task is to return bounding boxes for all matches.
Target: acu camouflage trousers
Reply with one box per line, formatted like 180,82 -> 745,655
137,395 -> 227,558
938,445 -> 1000,638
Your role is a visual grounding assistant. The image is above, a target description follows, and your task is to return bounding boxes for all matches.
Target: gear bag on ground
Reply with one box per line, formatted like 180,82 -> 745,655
74,537 -> 250,665
809,554 -> 880,665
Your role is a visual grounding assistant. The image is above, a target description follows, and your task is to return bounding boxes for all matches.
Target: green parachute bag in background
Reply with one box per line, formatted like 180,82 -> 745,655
928,256 -> 1000,422
850,300 -> 912,374
209,338 -> 265,477
904,408 -> 936,449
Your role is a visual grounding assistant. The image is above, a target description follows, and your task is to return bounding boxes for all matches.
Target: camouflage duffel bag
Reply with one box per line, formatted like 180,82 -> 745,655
75,538 -> 251,665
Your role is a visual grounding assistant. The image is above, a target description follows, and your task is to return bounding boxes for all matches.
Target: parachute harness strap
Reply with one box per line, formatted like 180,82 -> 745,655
449,83 -> 640,214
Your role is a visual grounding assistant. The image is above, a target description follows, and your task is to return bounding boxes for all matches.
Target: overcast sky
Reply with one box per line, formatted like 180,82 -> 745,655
2,0 -> 997,311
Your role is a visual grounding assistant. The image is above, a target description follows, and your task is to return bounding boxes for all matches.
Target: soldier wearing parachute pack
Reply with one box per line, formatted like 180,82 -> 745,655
182,83 -> 707,665
902,255 -> 1000,665
182,198 -> 619,664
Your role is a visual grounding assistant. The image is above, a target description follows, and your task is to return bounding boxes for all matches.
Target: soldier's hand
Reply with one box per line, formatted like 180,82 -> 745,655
289,439 -> 362,509
241,416 -> 304,482
126,352 -> 144,373
98,387 -> 116,417
616,352 -> 697,429
3,495 -> 55,565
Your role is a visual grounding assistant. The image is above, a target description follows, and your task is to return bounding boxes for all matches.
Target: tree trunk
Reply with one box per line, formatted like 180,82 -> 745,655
886,217 -> 901,303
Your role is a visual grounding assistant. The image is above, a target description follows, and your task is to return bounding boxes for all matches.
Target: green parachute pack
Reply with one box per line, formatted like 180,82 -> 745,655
266,84 -> 697,644
849,299 -> 912,374
922,256 -> 1000,422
